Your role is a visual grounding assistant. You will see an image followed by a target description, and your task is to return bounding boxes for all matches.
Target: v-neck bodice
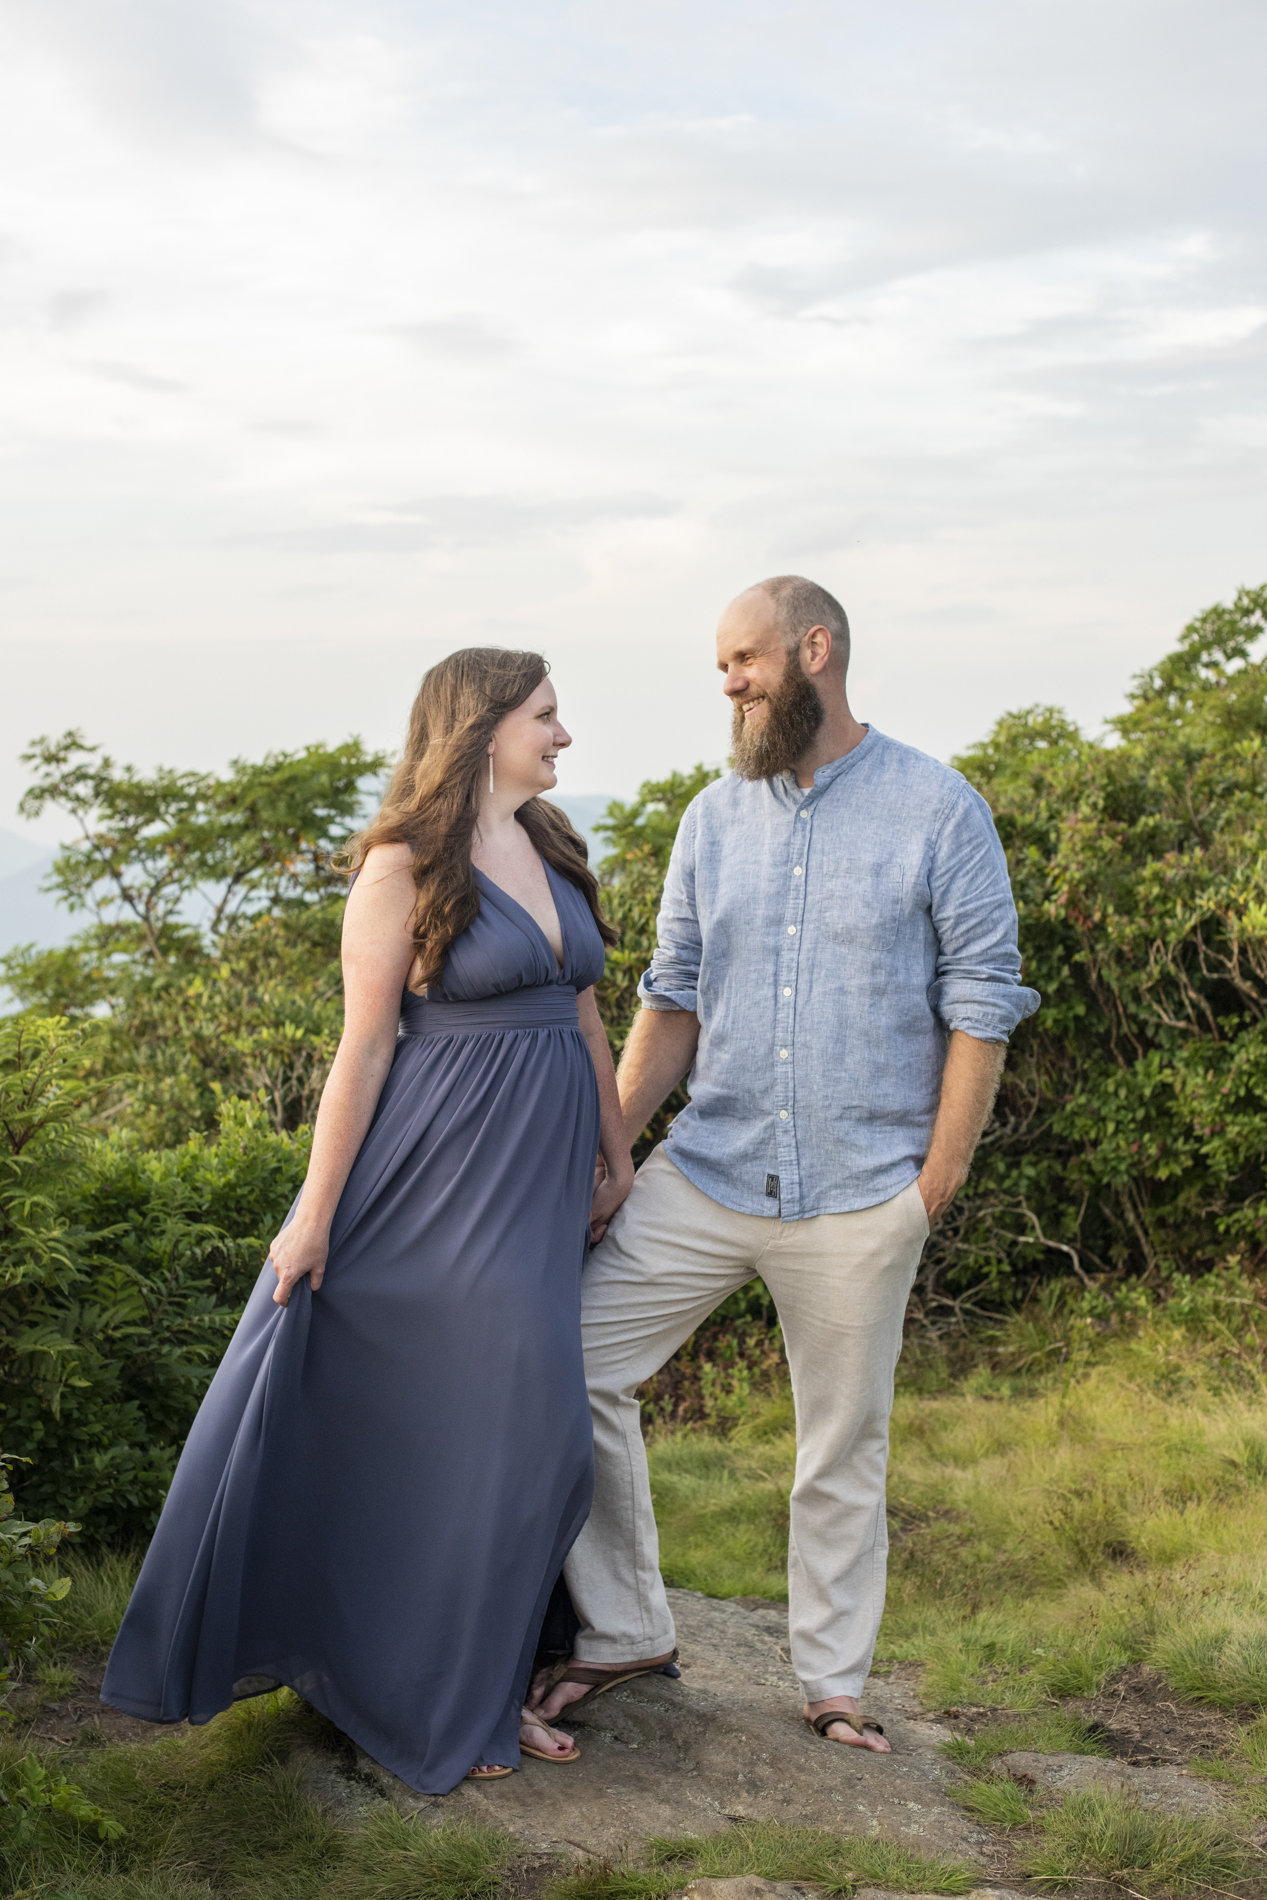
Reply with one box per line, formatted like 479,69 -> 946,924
473,866 -> 565,974
400,858 -> 605,1029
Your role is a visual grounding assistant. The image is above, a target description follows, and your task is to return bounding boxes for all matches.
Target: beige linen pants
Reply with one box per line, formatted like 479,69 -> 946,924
563,1145 -> 929,1701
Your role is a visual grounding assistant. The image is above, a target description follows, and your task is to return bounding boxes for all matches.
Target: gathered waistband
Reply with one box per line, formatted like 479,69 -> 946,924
399,983 -> 580,1037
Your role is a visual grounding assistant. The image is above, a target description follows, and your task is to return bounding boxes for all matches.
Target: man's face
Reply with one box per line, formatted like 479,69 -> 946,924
717,592 -> 824,780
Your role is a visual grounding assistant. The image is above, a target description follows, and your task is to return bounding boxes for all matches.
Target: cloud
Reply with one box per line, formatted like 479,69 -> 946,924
84,359 -> 186,393
393,316 -> 519,359
46,288 -> 109,328
237,493 -> 680,553
0,0 -> 1263,817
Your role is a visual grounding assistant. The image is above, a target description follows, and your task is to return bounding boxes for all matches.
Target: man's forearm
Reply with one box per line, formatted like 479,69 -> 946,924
917,1030 -> 1006,1222
616,1006 -> 701,1149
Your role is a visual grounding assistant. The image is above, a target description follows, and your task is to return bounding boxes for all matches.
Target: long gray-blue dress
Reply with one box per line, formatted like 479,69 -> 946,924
102,862 -> 604,1794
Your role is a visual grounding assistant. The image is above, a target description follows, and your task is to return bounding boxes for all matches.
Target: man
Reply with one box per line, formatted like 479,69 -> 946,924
532,576 -> 1039,1751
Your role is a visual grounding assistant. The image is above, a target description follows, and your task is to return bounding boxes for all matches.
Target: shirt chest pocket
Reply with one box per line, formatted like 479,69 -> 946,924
817,859 -> 904,951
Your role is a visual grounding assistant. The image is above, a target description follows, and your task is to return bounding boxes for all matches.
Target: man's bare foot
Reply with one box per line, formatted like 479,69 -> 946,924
528,1650 -> 677,1722
804,1695 -> 891,1753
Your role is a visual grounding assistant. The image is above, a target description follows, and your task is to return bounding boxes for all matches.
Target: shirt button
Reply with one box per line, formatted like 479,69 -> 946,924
779,1110 -> 789,1120
787,925 -> 796,934
798,810 -> 809,820
779,1049 -> 789,1059
783,987 -> 792,996
793,866 -> 803,876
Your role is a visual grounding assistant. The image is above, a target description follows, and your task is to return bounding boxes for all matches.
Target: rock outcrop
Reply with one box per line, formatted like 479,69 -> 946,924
356,1590 -> 997,1862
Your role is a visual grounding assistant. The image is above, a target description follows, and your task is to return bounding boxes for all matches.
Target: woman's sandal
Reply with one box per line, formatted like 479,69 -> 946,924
530,1648 -> 680,1714
518,1713 -> 581,1764
466,1714 -> 583,1778
805,1709 -> 886,1745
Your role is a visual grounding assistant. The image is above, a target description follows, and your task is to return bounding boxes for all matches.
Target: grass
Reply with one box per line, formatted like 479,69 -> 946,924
1022,1788 -> 1251,1895
939,1709 -> 1109,1771
11,1269 -> 1267,1899
43,1548 -> 141,1656
949,1774 -> 1035,1828
548,1821 -> 977,1897
323,1812 -> 516,1900
3,1691 -> 346,1897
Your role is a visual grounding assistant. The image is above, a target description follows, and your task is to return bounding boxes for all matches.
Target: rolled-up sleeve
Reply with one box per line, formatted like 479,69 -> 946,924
927,782 -> 1040,1041
636,801 -> 703,1013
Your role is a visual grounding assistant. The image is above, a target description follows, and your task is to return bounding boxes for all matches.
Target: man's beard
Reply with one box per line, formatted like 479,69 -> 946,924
731,657 -> 826,780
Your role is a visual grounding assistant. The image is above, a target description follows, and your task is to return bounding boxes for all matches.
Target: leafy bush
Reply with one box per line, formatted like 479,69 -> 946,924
2,731 -> 384,1146
0,1018 -> 308,1536
0,1750 -> 123,1850
923,583 -> 1267,1307
0,1450 -> 77,1717
0,1451 -> 122,1865
592,762 -> 720,1159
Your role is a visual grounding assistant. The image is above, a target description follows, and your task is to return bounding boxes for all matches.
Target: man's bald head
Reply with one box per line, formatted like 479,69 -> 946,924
742,575 -> 850,675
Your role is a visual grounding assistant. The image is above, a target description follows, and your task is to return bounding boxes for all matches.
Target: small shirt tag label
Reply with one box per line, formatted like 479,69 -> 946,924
765,1173 -> 780,1199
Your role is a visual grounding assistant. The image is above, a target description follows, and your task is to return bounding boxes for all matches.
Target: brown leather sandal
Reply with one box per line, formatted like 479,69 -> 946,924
531,1648 -> 680,1713
805,1709 -> 886,1744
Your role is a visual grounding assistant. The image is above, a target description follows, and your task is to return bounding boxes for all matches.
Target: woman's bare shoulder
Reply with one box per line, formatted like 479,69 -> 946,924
358,840 -> 414,881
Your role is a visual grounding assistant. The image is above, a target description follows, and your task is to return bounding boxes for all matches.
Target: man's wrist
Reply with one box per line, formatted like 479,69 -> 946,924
919,1161 -> 966,1194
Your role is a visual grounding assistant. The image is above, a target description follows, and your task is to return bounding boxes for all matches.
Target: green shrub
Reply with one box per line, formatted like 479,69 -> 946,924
929,583 -> 1267,1304
0,1018 -> 308,1536
0,1450 -> 78,1715
0,1453 -> 123,1870
0,1749 -> 124,1849
4,731 -> 384,1148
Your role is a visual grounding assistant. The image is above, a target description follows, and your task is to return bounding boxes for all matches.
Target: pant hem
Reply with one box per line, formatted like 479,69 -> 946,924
800,1675 -> 870,1701
573,1635 -> 677,1664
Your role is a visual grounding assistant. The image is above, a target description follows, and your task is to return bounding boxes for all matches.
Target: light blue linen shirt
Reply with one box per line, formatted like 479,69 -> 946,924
637,727 -> 1040,1220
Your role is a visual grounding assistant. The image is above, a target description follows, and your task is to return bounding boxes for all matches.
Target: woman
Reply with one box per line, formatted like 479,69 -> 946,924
102,648 -> 634,1792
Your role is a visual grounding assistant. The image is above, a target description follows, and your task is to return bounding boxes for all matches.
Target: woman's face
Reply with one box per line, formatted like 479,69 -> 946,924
490,678 -> 571,800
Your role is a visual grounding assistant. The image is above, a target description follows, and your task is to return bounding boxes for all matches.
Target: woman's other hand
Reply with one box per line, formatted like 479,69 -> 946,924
269,1219 -> 330,1306
589,1159 -> 634,1245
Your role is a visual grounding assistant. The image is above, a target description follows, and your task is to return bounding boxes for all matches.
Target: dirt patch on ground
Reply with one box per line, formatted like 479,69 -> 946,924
6,1650 -> 190,1750
1070,1663 -> 1248,1764
498,1853 -> 579,1900
894,1657 -> 1251,1769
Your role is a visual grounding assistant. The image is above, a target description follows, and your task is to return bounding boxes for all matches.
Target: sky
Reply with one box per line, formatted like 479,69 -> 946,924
1,0 -> 1265,842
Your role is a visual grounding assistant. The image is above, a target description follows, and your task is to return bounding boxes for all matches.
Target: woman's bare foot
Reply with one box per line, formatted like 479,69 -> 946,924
520,1714 -> 577,1758
804,1696 -> 891,1752
467,1762 -> 513,1777
528,1650 -> 677,1723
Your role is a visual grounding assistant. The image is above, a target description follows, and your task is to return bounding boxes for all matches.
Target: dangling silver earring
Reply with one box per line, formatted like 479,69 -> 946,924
488,750 -> 494,795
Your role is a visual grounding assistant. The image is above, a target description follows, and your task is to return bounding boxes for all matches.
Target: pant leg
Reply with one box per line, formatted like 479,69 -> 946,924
565,1146 -> 766,1662
759,1179 -> 928,1702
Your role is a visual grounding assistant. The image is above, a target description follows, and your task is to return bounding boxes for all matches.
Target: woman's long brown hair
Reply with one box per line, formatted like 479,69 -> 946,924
347,647 -> 617,993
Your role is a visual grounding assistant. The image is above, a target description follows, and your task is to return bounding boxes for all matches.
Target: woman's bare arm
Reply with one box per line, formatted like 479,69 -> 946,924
576,985 -> 635,1243
268,844 -> 418,1305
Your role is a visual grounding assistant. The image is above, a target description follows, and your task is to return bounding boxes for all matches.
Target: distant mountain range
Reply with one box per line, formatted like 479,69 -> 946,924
0,831 -> 76,957
0,796 -> 617,962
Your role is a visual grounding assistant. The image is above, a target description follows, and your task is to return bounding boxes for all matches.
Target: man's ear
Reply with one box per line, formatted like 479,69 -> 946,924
801,624 -> 833,674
